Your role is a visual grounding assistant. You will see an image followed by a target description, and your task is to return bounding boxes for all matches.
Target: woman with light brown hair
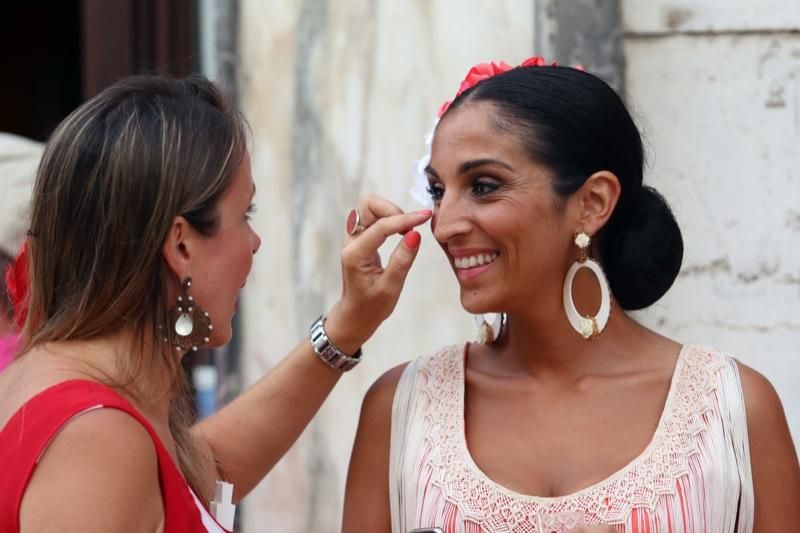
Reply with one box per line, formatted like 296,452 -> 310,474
0,75 -> 431,531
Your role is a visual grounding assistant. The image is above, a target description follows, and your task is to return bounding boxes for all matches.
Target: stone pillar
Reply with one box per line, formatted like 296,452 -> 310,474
534,0 -> 624,90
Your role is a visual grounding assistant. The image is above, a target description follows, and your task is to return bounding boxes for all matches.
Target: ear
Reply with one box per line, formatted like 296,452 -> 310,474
161,216 -> 194,282
572,170 -> 621,235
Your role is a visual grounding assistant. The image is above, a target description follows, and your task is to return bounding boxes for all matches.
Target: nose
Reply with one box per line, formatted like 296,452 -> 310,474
432,192 -> 472,244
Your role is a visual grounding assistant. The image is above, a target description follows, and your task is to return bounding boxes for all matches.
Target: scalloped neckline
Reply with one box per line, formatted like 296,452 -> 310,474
455,342 -> 689,503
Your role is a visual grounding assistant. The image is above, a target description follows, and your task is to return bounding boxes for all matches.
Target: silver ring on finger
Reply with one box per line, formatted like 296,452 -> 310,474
346,208 -> 367,235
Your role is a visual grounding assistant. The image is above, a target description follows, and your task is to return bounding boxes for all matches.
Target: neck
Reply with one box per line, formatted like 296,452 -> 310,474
488,278 -> 652,378
43,327 -> 175,421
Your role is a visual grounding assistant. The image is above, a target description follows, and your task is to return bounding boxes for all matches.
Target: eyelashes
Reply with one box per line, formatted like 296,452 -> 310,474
426,184 -> 444,202
246,203 -> 257,221
426,180 -> 500,202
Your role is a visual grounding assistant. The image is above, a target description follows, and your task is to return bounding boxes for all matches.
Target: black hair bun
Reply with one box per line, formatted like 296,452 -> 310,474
599,186 -> 683,311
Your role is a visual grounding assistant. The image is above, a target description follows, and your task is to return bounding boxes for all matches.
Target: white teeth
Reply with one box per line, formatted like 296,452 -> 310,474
454,253 -> 498,270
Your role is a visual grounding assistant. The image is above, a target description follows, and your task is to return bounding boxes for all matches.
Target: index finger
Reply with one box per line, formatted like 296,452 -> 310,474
349,210 -> 432,254
356,194 -> 404,228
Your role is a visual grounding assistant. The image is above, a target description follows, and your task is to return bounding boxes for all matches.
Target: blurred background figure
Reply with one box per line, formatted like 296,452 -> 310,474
0,248 -> 20,371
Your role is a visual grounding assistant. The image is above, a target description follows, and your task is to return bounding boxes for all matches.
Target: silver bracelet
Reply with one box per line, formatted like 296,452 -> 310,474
309,315 -> 363,371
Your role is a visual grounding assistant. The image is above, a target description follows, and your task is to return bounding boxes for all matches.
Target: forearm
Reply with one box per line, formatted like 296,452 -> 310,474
193,338 -> 342,501
192,204 -> 429,501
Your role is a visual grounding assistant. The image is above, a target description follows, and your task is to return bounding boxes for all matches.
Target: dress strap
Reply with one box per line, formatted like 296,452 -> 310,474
0,379 -> 209,532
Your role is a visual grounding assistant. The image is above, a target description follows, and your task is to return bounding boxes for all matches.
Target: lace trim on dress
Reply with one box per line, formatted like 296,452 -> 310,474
390,344 -> 753,533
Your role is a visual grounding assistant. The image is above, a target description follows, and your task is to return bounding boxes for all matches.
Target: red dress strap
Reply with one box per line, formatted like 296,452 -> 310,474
0,379 -> 212,532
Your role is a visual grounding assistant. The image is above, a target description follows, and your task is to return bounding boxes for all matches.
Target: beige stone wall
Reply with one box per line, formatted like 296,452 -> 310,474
623,0 -> 800,446
237,1 -> 800,530
237,1 -> 534,530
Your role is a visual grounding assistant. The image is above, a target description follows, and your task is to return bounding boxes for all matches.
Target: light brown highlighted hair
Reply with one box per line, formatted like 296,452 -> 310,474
24,74 -> 248,501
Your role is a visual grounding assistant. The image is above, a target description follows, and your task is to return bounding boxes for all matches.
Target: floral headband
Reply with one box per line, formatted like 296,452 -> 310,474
410,56 -> 583,207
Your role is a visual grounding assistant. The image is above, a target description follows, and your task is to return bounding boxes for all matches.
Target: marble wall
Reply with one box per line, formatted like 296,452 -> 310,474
623,0 -> 800,445
237,1 -> 799,530
238,1 -> 534,530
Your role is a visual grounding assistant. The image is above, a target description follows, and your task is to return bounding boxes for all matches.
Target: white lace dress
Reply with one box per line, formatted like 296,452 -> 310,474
389,344 -> 753,533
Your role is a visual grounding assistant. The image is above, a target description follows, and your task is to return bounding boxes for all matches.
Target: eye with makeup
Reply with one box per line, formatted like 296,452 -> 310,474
425,178 -> 501,203
470,178 -> 501,197
245,203 -> 257,221
426,182 -> 445,202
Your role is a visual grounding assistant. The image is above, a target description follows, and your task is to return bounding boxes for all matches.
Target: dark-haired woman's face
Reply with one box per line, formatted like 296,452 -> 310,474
427,102 -> 575,315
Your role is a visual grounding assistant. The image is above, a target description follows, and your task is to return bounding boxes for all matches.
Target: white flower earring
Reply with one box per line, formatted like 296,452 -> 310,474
475,312 -> 506,344
562,232 -> 611,340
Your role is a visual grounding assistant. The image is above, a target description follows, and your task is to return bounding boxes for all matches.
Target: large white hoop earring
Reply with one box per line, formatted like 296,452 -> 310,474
474,312 -> 506,344
562,232 -> 611,340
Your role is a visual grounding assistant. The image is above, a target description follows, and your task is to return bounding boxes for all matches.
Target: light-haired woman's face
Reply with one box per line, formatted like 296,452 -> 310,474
426,102 -> 573,316
190,152 -> 261,346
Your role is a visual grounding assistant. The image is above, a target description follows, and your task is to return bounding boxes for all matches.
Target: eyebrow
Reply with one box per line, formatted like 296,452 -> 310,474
425,158 -> 514,179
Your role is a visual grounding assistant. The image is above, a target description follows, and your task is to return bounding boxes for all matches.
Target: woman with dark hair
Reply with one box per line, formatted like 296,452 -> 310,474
0,75 -> 432,531
343,59 -> 800,532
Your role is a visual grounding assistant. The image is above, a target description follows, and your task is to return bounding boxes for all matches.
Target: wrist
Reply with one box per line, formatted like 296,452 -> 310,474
322,307 -> 367,356
309,315 -> 363,372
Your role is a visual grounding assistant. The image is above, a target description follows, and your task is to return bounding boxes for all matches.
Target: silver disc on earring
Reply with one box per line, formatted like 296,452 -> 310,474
175,313 -> 194,336
166,277 -> 212,353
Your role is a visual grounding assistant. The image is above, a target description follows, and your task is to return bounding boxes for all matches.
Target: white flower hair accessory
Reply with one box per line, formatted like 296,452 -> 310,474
409,118 -> 438,208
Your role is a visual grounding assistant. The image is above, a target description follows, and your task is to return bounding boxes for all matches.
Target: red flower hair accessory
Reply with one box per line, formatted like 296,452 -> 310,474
411,56 -> 585,207
5,240 -> 29,327
437,56 -> 572,118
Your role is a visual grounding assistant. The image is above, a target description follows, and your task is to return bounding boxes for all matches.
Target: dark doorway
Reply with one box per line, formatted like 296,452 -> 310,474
0,1 -> 198,143
0,2 -> 83,142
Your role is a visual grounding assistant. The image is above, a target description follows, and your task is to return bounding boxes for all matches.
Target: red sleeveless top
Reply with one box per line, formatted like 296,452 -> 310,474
0,379 -> 230,532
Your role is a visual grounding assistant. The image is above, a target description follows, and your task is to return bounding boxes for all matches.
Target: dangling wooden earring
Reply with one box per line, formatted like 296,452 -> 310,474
166,277 -> 213,353
562,232 -> 611,340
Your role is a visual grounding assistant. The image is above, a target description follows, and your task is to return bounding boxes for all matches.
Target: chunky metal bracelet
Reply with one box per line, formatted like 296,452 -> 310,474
309,315 -> 363,371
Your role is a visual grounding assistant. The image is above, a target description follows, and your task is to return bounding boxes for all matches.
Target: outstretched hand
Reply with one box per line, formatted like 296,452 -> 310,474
324,195 -> 432,354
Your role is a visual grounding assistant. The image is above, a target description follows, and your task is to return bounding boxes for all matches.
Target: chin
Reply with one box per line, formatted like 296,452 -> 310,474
207,326 -> 232,347
460,291 -> 500,315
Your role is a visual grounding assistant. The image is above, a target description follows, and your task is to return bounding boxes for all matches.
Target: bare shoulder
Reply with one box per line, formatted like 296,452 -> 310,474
20,407 -> 163,532
361,362 -> 410,417
343,363 -> 411,532
732,360 -> 800,525
733,360 -> 789,428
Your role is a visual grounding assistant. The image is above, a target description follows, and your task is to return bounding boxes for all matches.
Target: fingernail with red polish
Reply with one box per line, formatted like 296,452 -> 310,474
403,231 -> 421,249
416,210 -> 433,216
